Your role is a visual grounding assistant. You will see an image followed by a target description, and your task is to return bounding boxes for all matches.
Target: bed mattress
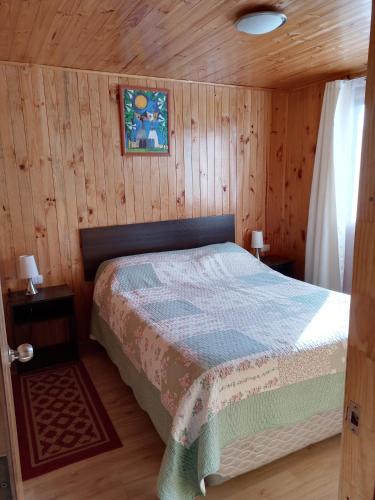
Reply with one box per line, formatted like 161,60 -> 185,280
208,407 -> 341,484
91,242 -> 350,499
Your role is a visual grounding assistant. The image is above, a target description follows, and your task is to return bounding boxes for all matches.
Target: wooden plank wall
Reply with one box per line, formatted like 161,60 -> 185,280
0,62 -> 282,340
339,4 -> 375,498
267,83 -> 325,279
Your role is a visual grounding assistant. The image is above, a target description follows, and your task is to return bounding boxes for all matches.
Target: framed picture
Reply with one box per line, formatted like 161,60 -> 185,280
119,85 -> 170,156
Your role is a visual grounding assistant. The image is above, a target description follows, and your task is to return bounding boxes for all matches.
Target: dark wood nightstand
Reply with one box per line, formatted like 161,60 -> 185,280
261,255 -> 295,278
8,285 -> 78,372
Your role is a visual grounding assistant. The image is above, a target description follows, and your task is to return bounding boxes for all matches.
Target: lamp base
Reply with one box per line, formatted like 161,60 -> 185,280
255,248 -> 260,260
25,278 -> 38,295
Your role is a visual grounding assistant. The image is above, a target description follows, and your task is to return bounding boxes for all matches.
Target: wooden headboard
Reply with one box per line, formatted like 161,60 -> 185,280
80,215 -> 235,280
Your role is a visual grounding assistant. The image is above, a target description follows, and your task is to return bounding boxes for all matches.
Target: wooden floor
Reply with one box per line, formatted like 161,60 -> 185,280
23,345 -> 341,500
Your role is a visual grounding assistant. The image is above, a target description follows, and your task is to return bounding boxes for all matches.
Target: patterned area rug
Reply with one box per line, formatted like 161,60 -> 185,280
13,361 -> 122,480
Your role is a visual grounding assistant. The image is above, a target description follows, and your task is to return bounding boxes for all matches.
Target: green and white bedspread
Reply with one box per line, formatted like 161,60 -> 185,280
92,243 -> 350,499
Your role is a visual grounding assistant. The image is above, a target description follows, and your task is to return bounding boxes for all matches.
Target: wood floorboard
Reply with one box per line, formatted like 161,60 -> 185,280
23,344 -> 341,500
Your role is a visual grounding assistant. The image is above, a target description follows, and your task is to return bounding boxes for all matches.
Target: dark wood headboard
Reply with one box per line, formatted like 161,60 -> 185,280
80,215 -> 235,280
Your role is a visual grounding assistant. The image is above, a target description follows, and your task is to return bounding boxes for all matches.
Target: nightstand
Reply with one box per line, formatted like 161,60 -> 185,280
261,255 -> 295,278
8,285 -> 78,372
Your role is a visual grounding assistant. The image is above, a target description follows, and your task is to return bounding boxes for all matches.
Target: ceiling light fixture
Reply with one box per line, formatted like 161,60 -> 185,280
236,11 -> 287,35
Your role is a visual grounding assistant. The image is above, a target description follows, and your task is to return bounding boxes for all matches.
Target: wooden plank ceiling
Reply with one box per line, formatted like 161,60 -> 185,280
0,0 -> 371,89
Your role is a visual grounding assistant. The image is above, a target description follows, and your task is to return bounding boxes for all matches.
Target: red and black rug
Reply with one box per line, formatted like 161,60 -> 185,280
13,361 -> 122,480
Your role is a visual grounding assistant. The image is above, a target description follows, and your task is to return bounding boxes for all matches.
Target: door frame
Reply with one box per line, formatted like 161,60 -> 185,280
338,2 -> 375,498
0,282 -> 24,499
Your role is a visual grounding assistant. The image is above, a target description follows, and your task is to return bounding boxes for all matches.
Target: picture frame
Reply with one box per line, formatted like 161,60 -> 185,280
119,85 -> 170,156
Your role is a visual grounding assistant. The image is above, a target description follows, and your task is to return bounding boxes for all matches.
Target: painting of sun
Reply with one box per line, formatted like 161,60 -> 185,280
119,85 -> 170,156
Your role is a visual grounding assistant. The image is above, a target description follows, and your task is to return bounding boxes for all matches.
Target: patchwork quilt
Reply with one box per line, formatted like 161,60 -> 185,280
92,243 -> 350,499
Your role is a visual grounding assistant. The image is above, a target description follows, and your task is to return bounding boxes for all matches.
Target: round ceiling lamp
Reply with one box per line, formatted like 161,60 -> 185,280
236,11 -> 287,35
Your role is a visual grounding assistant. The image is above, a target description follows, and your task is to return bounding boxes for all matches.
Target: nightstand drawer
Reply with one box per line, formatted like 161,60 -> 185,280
272,261 -> 294,277
261,255 -> 295,278
12,297 -> 74,324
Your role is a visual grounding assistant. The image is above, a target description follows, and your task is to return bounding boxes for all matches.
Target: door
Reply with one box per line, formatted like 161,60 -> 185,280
0,280 -> 33,500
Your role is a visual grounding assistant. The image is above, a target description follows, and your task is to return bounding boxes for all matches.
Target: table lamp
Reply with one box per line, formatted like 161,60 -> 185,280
251,231 -> 264,260
19,255 -> 39,295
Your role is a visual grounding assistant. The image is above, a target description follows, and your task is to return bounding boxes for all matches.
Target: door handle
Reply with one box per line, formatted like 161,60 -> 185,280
8,343 -> 34,364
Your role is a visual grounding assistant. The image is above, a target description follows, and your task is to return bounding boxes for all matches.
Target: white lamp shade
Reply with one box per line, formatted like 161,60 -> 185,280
19,255 -> 39,279
251,231 -> 264,249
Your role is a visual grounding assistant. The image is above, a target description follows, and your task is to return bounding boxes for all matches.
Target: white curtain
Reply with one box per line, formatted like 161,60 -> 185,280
305,77 -> 366,293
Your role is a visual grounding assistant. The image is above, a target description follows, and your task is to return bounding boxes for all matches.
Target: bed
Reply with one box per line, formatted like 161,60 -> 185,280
80,215 -> 350,500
